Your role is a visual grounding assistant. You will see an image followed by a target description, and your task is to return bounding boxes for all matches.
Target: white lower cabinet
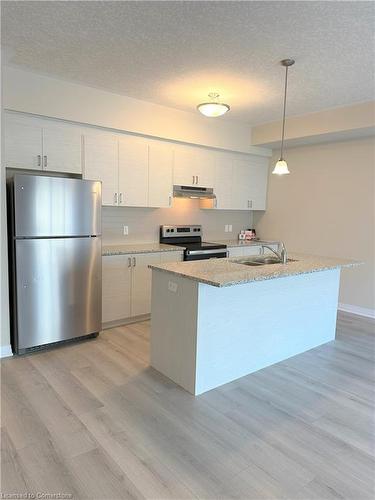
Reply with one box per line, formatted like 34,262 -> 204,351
227,244 -> 280,258
102,255 -> 132,323
228,245 -> 261,258
102,250 -> 183,325
131,253 -> 161,317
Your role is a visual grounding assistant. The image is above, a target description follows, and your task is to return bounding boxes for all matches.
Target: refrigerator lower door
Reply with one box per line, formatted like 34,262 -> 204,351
14,174 -> 101,238
14,237 -> 102,352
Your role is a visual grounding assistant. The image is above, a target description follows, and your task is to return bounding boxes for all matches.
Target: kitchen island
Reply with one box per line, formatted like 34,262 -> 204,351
149,254 -> 356,395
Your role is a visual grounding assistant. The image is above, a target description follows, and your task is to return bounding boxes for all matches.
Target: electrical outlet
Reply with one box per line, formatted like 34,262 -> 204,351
168,281 -> 178,293
224,224 -> 229,232
123,225 -> 129,235
229,224 -> 232,232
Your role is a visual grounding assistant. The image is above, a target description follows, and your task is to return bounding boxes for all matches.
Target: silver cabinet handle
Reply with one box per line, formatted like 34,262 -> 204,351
43,155 -> 47,168
196,175 -> 199,185
128,257 -> 131,267
114,192 -> 118,205
37,155 -> 41,167
192,175 -> 195,185
168,195 -> 172,206
214,198 -> 217,208
132,257 -> 136,267
119,192 -> 123,204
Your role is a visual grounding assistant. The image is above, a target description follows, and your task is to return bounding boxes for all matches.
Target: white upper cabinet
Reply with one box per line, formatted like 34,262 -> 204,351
5,112 -> 268,211
84,132 -> 118,206
173,145 -> 196,186
118,135 -> 148,207
148,141 -> 173,208
42,125 -> 82,174
247,159 -> 269,210
4,115 -> 43,170
173,145 -> 214,188
4,114 -> 82,173
194,149 -> 215,188
208,154 -> 269,211
231,157 -> 268,210
213,153 -> 233,209
232,158 -> 253,210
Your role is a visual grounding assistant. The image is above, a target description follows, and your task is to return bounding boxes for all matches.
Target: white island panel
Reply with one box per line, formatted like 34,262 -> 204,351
194,268 -> 340,395
151,267 -> 341,395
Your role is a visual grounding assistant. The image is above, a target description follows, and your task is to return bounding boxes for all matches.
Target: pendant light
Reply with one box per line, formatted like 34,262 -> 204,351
272,59 -> 295,175
197,93 -> 230,117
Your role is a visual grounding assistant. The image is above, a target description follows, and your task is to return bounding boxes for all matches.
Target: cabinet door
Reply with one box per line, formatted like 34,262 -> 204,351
228,247 -> 244,258
173,145 -> 196,186
118,135 -> 148,207
4,115 -> 43,170
232,158 -> 252,210
131,252 -> 161,316
160,251 -> 184,263
42,125 -> 82,174
247,159 -> 268,210
242,246 -> 261,256
213,153 -> 233,209
195,149 -> 215,188
84,133 -> 118,206
148,141 -> 173,208
102,255 -> 131,323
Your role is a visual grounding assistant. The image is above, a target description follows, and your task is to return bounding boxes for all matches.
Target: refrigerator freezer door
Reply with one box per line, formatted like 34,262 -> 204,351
15,237 -> 102,351
14,174 -> 101,237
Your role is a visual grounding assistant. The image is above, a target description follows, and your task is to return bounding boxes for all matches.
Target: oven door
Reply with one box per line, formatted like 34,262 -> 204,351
184,249 -> 228,261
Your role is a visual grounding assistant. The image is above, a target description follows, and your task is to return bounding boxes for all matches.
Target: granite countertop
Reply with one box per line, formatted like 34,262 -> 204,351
149,253 -> 358,287
102,243 -> 185,256
211,239 -> 280,247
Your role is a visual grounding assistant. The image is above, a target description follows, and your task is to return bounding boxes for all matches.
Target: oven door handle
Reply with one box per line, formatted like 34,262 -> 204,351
185,248 -> 227,256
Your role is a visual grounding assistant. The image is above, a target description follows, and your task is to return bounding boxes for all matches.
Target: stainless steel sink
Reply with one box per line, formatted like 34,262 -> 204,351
235,257 -> 297,267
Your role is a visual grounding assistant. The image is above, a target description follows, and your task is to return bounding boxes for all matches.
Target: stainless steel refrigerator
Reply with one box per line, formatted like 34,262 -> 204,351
7,174 -> 102,354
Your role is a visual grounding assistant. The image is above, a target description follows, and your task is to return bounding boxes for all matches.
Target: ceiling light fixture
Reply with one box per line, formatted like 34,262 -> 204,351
272,58 -> 295,175
197,93 -> 230,117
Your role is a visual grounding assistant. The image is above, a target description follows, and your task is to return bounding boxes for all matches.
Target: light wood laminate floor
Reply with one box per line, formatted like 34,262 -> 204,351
1,311 -> 374,499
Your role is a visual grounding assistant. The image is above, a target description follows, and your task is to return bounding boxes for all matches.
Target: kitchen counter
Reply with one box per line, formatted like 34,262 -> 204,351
150,253 -> 358,395
102,243 -> 185,256
149,252 -> 357,287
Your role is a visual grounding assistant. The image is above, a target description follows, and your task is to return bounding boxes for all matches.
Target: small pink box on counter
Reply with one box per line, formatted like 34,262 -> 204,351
239,229 -> 256,241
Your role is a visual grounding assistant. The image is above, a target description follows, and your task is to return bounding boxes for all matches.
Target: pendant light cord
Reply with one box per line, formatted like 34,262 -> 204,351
280,65 -> 289,160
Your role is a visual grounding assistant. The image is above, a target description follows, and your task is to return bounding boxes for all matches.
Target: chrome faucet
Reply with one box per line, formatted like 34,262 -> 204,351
261,242 -> 288,264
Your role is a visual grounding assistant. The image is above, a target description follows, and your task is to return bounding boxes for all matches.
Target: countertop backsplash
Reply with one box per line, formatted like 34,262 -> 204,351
102,198 -> 254,245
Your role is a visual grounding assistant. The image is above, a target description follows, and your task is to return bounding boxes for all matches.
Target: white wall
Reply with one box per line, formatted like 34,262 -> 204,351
102,199 -> 253,245
254,137 -> 375,316
2,66 -> 267,155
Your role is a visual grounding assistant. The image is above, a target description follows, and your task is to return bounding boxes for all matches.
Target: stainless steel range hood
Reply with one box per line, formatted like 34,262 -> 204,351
173,185 -> 216,199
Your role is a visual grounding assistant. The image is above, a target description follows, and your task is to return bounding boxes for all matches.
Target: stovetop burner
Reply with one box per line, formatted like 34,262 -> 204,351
160,225 -> 227,261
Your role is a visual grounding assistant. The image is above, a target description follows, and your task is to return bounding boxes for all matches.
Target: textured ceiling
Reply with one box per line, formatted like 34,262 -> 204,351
2,1 -> 374,125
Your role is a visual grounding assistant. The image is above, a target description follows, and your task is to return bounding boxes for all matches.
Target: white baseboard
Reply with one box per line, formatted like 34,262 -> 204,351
0,344 -> 13,358
338,303 -> 375,319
